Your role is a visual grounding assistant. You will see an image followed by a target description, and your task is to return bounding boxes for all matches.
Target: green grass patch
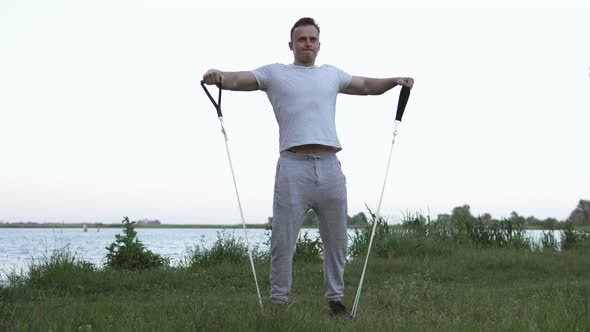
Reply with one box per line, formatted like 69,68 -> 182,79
2,242 -> 590,331
3,214 -> 590,330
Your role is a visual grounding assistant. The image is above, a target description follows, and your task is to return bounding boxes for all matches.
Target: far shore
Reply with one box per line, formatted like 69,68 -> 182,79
0,223 -> 270,229
1,222 -> 586,231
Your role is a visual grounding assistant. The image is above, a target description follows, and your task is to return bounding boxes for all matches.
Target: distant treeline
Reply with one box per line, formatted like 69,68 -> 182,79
2,200 -> 588,229
271,199 -> 590,229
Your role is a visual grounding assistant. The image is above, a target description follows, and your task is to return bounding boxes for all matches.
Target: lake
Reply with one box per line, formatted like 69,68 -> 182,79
0,227 -> 562,285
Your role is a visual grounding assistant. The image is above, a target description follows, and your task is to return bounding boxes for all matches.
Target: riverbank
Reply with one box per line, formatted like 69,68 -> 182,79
3,211 -> 590,330
2,245 -> 589,331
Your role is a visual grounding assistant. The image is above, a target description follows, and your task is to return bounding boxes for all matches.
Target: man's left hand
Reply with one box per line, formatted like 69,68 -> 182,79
396,77 -> 414,89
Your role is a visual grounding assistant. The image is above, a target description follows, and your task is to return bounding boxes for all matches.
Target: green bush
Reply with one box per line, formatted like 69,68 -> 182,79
562,222 -> 590,250
347,209 -> 391,259
183,229 -> 324,267
348,225 -> 371,259
404,208 -> 531,249
182,231 -> 267,268
11,246 -> 95,289
105,217 -> 170,271
348,207 -> 541,261
293,231 -> 323,263
539,228 -> 560,251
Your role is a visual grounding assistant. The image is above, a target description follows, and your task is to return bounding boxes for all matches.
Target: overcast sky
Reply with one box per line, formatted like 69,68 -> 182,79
1,0 -> 589,224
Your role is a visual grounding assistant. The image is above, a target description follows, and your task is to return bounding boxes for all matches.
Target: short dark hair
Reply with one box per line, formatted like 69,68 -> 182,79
290,17 -> 320,41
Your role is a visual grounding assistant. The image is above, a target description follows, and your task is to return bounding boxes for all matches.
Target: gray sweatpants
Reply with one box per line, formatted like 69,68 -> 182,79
270,150 -> 348,303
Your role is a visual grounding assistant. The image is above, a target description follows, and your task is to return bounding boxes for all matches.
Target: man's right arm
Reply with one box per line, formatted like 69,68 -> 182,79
202,69 -> 259,91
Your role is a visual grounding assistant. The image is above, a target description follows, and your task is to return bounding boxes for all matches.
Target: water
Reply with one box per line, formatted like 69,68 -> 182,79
0,228 -> 275,279
0,227 -> 562,284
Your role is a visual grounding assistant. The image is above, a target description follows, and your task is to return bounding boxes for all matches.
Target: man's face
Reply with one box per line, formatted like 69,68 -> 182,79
289,25 -> 320,65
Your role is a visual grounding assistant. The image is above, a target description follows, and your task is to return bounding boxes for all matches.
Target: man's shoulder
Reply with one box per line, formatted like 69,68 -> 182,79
318,64 -> 339,69
318,64 -> 348,73
253,63 -> 286,71
251,63 -> 289,78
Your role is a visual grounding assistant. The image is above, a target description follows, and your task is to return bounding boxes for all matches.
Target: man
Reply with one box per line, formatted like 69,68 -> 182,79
202,17 -> 414,319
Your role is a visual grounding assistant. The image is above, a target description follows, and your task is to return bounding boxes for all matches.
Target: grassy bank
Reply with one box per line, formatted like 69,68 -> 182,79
1,247 -> 590,331
2,234 -> 590,330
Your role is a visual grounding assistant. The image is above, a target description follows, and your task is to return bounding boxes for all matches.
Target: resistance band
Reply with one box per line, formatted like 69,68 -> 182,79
351,86 -> 411,318
200,81 -> 264,310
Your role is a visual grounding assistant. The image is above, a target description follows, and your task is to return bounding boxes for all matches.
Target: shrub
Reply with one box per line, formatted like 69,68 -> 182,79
540,229 -> 559,251
562,222 -> 590,250
348,207 -> 540,261
293,231 -> 323,263
105,217 -> 170,271
183,231 -> 248,267
5,246 -> 95,289
347,208 -> 390,259
183,229 -> 324,267
182,231 -> 268,268
404,210 -> 530,249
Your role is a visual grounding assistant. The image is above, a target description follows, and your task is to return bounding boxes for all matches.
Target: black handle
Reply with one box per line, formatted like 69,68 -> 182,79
395,86 -> 411,122
200,80 -> 223,118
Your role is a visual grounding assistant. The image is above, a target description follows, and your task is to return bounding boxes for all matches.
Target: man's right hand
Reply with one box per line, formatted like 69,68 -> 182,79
201,69 -> 259,91
202,69 -> 224,85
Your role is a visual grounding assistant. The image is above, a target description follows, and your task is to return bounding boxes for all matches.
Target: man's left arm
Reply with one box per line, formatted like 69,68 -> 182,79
342,76 -> 414,95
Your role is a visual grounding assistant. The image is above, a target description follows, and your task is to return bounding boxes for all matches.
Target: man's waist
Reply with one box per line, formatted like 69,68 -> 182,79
287,144 -> 337,154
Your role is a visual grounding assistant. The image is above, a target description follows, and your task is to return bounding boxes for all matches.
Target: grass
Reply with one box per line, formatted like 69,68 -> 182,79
2,214 -> 590,331
2,241 -> 590,331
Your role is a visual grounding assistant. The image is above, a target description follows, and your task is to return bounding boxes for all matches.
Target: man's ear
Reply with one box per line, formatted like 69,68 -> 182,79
288,41 -> 293,51
318,41 -> 321,51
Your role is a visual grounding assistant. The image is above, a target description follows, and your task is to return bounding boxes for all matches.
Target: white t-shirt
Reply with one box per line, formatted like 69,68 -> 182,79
251,63 -> 352,152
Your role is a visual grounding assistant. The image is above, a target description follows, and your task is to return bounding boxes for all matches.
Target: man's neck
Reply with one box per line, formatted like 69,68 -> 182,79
293,60 -> 315,67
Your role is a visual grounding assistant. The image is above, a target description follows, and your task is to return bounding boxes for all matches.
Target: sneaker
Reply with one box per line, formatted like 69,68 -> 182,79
328,301 -> 353,320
